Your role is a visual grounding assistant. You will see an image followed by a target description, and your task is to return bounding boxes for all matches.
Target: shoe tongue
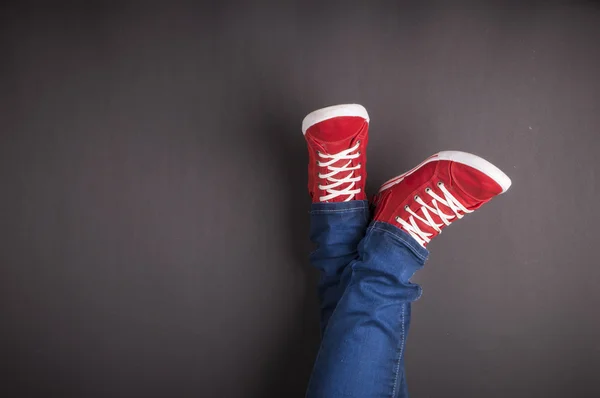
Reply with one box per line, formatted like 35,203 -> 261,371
450,163 -> 503,205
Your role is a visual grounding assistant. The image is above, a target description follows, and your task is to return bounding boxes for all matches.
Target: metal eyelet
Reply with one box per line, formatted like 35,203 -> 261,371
437,181 -> 443,187
395,216 -> 400,222
404,205 -> 409,210
425,187 -> 431,193
414,195 -> 419,200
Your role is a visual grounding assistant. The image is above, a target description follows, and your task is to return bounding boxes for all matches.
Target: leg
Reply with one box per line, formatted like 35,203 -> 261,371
310,200 -> 370,333
302,104 -> 370,333
306,222 -> 427,398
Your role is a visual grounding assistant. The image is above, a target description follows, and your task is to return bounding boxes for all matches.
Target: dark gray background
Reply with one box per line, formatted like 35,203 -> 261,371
1,1 -> 599,397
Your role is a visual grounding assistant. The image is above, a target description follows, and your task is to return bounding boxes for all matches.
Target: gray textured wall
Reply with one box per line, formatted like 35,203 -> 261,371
1,2 -> 599,397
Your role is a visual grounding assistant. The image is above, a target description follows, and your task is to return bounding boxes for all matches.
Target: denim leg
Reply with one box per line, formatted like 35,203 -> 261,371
309,200 -> 370,334
306,221 -> 429,398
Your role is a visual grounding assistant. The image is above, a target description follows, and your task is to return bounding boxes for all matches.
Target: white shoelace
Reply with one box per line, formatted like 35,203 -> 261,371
395,182 -> 473,246
317,142 -> 362,202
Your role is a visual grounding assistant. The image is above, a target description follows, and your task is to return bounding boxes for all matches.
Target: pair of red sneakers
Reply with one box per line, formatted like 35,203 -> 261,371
302,104 -> 511,247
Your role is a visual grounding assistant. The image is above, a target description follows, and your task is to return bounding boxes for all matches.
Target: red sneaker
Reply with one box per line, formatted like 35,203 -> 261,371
302,104 -> 369,203
372,151 -> 512,247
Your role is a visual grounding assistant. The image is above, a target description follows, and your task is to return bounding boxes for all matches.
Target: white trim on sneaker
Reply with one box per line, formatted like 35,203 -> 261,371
379,151 -> 512,193
302,104 -> 369,135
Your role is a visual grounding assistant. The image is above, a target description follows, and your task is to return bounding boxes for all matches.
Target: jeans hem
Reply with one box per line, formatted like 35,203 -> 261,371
310,200 -> 370,215
368,221 -> 429,263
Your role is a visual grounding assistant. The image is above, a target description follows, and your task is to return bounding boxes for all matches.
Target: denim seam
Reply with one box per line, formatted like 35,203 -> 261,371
310,207 -> 369,215
362,207 -> 370,224
368,225 -> 427,262
391,303 -> 406,398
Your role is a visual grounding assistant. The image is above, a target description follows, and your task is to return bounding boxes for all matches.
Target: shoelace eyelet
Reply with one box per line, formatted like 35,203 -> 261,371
404,205 -> 409,210
414,195 -> 419,200
395,216 -> 401,222
425,187 -> 431,193
437,181 -> 444,187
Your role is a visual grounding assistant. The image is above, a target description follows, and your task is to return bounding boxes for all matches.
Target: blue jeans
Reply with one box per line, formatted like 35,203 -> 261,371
306,201 -> 429,398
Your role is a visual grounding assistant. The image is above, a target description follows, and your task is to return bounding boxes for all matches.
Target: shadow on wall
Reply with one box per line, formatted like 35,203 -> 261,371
241,91 -> 322,397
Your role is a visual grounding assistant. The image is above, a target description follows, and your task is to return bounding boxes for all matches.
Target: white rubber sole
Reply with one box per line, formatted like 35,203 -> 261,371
379,151 -> 512,193
302,104 -> 369,135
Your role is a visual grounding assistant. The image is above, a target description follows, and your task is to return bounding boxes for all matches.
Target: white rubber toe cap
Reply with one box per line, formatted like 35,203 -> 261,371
302,104 -> 369,135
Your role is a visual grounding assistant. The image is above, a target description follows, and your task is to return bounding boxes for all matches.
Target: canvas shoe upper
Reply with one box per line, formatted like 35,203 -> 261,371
303,104 -> 369,203
372,151 -> 512,247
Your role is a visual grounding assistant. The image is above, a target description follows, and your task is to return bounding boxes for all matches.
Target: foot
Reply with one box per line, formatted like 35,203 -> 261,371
302,104 -> 369,202
372,151 -> 512,247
